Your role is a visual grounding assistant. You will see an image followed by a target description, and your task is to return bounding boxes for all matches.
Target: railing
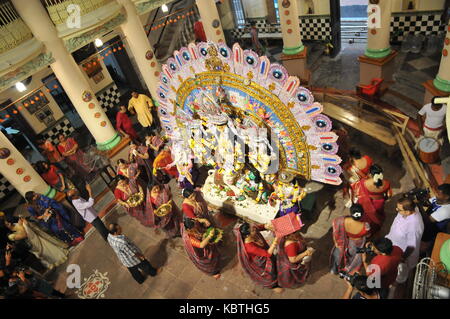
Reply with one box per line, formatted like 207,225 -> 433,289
0,1 -> 33,55
43,0 -> 113,25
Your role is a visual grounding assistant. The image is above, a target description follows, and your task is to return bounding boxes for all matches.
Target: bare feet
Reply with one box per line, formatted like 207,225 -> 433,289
273,287 -> 284,294
213,274 -> 221,279
156,267 -> 163,275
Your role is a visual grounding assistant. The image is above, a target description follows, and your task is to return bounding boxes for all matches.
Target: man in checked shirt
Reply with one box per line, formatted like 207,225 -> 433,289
107,223 -> 161,284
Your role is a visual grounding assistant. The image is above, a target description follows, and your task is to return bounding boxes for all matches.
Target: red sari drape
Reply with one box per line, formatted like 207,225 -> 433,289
57,138 -> 91,177
181,223 -> 220,275
276,237 -> 310,288
116,112 -> 138,140
234,226 -> 278,289
114,183 -> 153,227
330,216 -> 366,274
148,184 -> 181,237
352,178 -> 390,234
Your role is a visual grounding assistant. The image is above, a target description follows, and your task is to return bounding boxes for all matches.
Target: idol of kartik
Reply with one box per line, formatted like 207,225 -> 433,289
269,171 -> 306,217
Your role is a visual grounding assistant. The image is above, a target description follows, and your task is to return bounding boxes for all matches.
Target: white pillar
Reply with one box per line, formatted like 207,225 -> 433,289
278,0 -> 304,55
433,25 -> 450,92
365,0 -> 392,58
0,132 -> 54,198
118,0 -> 162,99
196,0 -> 225,43
12,0 -> 121,151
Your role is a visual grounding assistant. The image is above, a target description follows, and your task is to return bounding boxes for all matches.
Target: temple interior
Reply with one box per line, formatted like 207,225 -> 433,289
0,0 -> 449,300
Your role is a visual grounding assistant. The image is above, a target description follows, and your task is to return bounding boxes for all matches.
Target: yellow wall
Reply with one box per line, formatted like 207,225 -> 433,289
298,0 -> 330,16
0,68 -> 64,134
391,0 -> 446,12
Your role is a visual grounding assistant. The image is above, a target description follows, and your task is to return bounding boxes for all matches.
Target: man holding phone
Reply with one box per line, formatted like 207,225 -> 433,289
68,183 -> 109,241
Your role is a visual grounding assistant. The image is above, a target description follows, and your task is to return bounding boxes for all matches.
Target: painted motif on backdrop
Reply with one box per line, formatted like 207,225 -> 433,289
76,269 -> 111,299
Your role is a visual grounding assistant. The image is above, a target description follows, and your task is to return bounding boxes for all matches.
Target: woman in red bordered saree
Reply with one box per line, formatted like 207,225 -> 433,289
330,204 -> 371,275
114,175 -> 153,227
235,223 -> 283,293
351,164 -> 392,235
181,218 -> 221,278
57,134 -> 92,178
148,184 -> 181,238
277,231 -> 315,288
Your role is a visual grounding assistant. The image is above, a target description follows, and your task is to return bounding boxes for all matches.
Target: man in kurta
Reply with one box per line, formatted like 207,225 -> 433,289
128,91 -> 155,132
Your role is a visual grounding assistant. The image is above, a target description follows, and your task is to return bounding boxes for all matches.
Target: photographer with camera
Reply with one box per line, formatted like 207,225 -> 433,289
361,237 -> 403,298
341,274 -> 380,299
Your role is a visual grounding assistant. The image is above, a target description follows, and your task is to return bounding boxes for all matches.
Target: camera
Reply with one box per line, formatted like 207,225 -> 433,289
405,188 -> 430,205
338,271 -> 359,285
356,247 -> 375,255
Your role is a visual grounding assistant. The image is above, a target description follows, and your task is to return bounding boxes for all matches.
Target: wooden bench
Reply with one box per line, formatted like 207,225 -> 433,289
322,101 -> 397,146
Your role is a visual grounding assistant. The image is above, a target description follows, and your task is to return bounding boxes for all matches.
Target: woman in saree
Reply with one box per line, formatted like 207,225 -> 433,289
148,184 -> 181,237
181,188 -> 212,223
36,161 -> 75,193
351,164 -> 392,235
5,217 -> 68,270
277,230 -> 315,288
345,148 -> 373,184
114,175 -> 153,227
181,217 -> 221,279
330,204 -> 371,275
145,134 -> 165,159
128,141 -> 153,185
57,134 -> 92,179
25,191 -> 84,246
235,222 -> 283,293
116,159 -> 142,189
153,145 -> 179,179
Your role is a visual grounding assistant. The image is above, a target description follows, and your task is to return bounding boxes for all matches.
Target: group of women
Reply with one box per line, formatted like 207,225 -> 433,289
331,147 -> 392,274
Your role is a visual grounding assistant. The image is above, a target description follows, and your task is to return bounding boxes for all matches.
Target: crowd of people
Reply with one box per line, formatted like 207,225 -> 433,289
332,135 -> 450,299
1,90 -> 449,299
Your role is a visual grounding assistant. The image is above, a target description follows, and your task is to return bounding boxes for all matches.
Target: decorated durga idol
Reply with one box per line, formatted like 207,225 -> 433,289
156,41 -> 342,224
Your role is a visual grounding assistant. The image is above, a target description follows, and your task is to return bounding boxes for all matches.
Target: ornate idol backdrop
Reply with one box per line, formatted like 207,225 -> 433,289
156,41 -> 342,185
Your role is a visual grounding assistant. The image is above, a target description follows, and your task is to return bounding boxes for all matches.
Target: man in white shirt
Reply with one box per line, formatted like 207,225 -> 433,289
386,197 -> 424,279
68,184 -> 109,241
418,97 -> 446,142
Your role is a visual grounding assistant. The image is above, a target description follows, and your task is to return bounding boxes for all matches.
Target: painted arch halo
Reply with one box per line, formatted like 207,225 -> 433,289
156,41 -> 342,185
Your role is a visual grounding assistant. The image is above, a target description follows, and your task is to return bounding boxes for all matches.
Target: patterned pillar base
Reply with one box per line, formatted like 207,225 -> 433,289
364,47 -> 392,59
433,76 -> 450,93
96,133 -> 121,151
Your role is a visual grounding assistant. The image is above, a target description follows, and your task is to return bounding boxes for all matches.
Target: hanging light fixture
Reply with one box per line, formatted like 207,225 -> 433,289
161,4 -> 169,12
94,38 -> 103,47
15,82 -> 26,92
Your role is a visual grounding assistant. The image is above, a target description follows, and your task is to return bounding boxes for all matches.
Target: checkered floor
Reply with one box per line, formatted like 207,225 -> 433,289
400,51 -> 442,79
